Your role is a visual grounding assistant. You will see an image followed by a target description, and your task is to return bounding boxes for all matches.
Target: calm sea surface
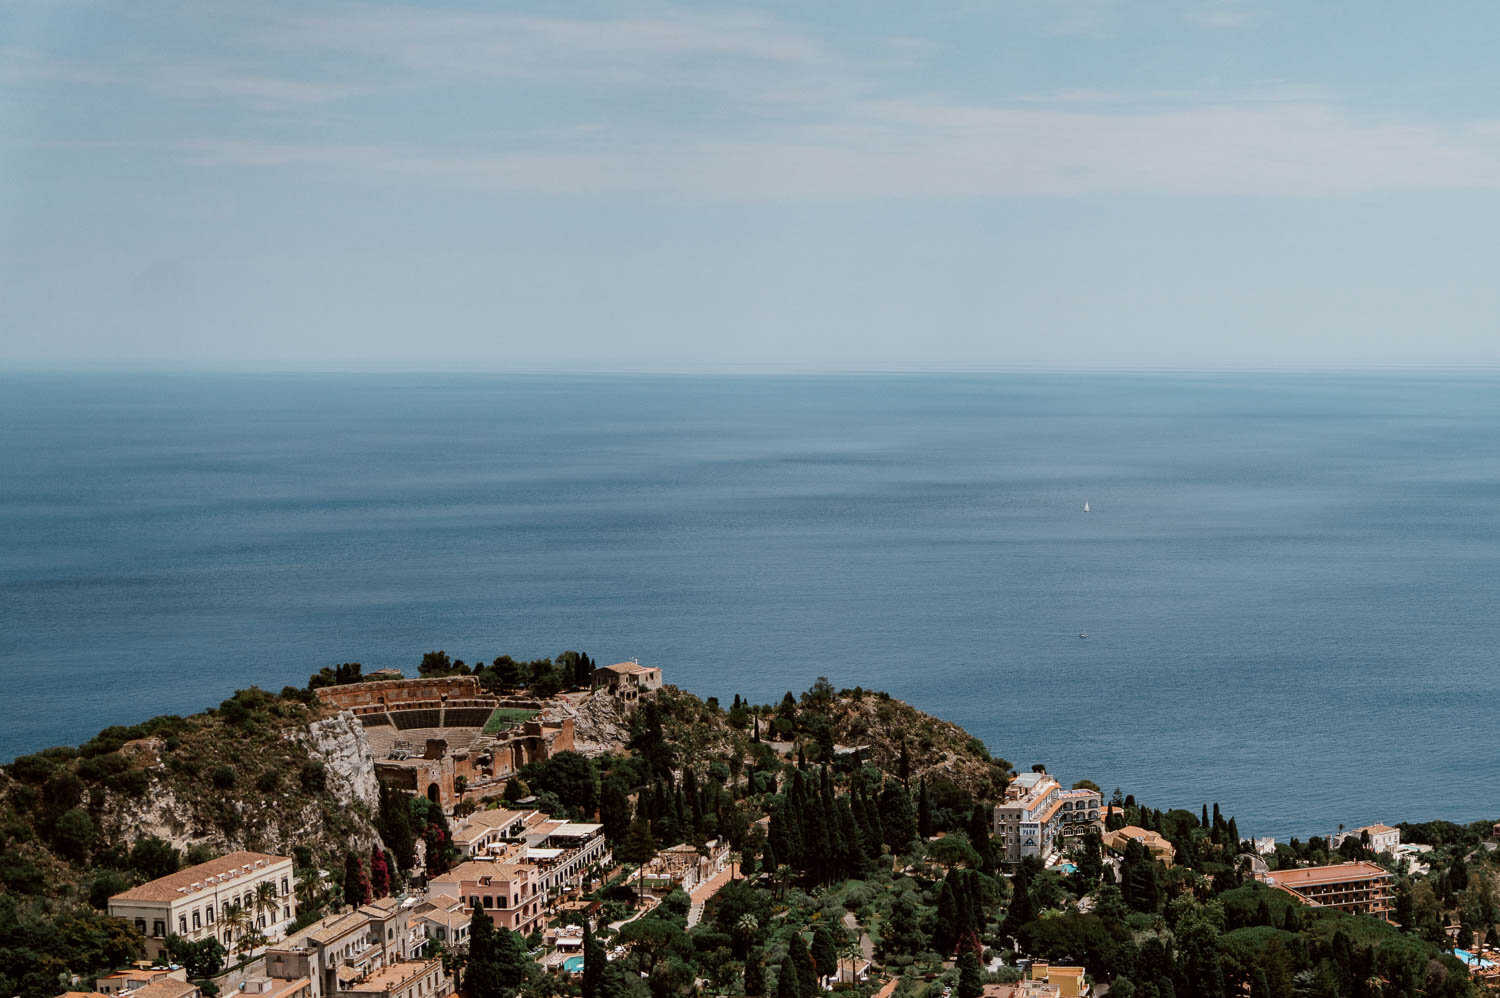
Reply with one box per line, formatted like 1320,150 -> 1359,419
2,373 -> 1497,839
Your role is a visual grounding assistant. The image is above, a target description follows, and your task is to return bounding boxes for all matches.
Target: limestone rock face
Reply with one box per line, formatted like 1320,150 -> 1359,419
301,711 -> 379,811
544,691 -> 634,757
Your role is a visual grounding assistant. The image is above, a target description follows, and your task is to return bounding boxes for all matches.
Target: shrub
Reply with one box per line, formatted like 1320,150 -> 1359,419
299,761 -> 327,793
211,766 -> 237,790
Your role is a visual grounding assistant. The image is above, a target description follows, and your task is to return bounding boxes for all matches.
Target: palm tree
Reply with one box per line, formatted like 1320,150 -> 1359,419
255,881 -> 280,932
237,926 -> 266,959
734,913 -> 759,959
221,902 -> 250,953
840,937 -> 862,984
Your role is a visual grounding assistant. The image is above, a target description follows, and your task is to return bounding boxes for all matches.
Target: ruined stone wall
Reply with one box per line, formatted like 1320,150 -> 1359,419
316,676 -> 483,710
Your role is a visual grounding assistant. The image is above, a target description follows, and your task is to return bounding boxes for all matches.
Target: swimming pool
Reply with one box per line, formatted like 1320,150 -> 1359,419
564,956 -> 585,973
1453,949 -> 1495,970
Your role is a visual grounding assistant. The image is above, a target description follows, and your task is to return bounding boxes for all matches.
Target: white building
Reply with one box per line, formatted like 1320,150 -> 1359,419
992,774 -> 1101,864
107,852 -> 296,961
1334,823 -> 1401,855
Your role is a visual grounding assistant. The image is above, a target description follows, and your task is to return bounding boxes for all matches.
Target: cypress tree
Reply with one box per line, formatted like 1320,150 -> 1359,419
788,932 -> 817,998
957,951 -> 983,998
966,804 -> 996,873
879,779 -> 917,852
835,798 -> 864,875
492,922 -> 532,992
1002,864 -> 1035,938
343,850 -> 370,907
468,902 -> 503,998
582,923 -> 604,998
810,926 -> 838,983
776,959 -> 799,998
369,844 -> 391,899
744,949 -> 765,997
917,779 -> 933,838
933,880 -> 960,955
1201,804 -> 1210,828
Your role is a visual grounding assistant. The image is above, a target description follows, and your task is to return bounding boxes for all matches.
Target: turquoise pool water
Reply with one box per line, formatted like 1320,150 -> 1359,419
564,957 -> 585,973
1454,949 -> 1495,969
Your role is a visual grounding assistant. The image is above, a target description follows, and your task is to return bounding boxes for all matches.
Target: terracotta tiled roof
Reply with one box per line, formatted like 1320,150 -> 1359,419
1265,862 -> 1391,888
109,852 -> 289,903
129,981 -> 199,998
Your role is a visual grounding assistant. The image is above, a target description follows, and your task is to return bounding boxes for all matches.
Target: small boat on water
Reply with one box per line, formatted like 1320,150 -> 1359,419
1083,501 -> 1090,512
1079,632 -> 1087,639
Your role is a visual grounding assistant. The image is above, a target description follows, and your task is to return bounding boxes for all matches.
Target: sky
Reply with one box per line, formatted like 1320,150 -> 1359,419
4,0 -> 1500,372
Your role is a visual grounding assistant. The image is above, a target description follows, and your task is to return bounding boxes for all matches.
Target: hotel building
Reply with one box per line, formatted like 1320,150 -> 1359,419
992,774 -> 1102,864
107,852 -> 296,960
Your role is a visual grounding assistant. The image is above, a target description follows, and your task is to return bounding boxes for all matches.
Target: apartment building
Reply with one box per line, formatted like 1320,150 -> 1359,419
335,960 -> 445,998
453,808 -> 534,858
992,774 -> 1102,864
428,860 -> 546,936
521,819 -> 610,896
265,900 -> 415,998
95,969 -> 188,994
1260,862 -> 1395,919
107,852 -> 296,960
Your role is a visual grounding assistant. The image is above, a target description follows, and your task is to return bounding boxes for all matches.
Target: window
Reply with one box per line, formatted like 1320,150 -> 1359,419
206,905 -> 215,923
179,915 -> 188,934
193,911 -> 201,929
284,906 -> 291,920
282,877 -> 290,895
153,920 -> 166,937
135,918 -> 146,933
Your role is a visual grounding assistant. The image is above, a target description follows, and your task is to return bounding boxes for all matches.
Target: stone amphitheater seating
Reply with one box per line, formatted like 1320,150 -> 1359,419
443,707 -> 495,729
392,708 -> 443,730
359,714 -> 393,728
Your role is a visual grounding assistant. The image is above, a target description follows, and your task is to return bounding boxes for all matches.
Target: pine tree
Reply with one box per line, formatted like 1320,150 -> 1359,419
883,893 -> 923,957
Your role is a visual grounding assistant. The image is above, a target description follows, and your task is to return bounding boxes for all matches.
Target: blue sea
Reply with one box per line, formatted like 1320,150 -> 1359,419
3,372 -> 1498,841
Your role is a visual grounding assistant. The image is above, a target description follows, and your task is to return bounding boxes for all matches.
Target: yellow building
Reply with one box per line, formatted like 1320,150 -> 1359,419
1101,826 -> 1176,867
1028,962 -> 1088,998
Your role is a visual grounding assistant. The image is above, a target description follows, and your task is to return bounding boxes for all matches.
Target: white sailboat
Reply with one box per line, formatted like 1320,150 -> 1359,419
1083,501 -> 1090,512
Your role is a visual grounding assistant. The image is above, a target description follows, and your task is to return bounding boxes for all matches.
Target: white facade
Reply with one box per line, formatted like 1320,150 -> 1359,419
992,774 -> 1101,864
107,852 -> 296,961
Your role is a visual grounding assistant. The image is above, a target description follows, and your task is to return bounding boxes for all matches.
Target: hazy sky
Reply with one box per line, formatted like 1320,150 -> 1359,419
5,1 -> 1500,371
